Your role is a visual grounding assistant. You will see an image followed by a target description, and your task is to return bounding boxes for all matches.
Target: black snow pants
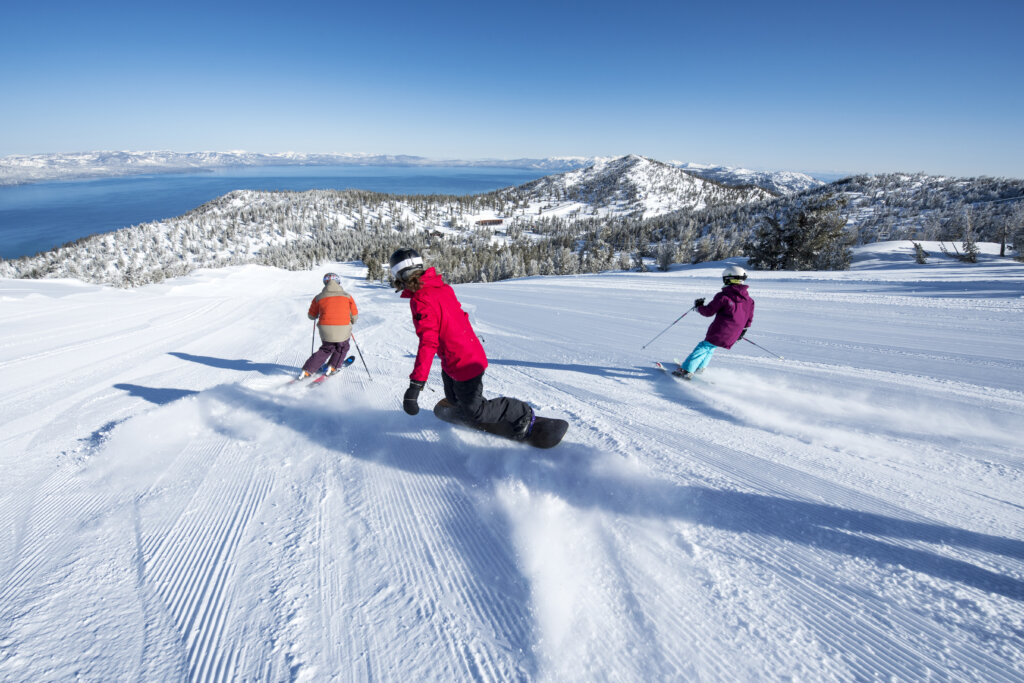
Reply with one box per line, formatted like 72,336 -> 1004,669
442,370 -> 533,438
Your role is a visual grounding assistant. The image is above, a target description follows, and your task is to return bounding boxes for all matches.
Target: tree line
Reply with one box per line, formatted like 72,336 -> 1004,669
2,173 -> 1021,288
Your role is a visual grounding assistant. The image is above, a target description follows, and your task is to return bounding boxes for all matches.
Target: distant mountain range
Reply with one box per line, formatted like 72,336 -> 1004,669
0,150 -> 823,196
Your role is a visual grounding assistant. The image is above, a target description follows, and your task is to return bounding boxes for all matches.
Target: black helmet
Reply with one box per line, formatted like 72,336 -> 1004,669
389,248 -> 424,281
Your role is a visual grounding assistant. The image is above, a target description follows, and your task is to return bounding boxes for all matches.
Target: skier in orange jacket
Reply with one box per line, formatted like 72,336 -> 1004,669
297,273 -> 359,379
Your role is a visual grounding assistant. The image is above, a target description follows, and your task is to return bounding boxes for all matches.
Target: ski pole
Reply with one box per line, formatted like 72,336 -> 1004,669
311,319 -> 317,355
350,333 -> 373,381
640,306 -> 696,350
742,337 -> 784,360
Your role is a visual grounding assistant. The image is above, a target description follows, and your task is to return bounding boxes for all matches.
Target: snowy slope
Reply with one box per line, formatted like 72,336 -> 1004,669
1,244 -> 1022,681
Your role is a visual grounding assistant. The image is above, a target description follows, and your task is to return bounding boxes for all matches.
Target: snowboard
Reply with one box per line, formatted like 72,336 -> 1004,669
433,398 -> 568,449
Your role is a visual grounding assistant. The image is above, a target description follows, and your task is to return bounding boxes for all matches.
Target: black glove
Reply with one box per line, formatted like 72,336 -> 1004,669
694,298 -> 705,308
738,328 -> 748,340
403,380 -> 426,415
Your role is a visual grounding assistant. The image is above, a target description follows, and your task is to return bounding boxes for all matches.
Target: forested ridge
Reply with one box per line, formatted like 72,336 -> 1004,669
3,157 -> 1022,287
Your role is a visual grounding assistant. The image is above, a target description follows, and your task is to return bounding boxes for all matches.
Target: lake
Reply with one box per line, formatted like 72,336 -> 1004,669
0,166 -> 549,259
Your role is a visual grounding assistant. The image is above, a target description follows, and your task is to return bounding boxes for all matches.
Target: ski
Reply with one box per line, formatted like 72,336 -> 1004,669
308,355 -> 355,387
677,358 -> 716,384
655,360 -> 688,380
655,360 -> 713,384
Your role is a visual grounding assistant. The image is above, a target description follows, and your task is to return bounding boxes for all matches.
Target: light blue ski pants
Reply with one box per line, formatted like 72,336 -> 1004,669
681,341 -> 717,373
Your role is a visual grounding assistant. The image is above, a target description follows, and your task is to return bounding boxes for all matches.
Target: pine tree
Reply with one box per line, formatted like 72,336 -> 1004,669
746,194 -> 851,270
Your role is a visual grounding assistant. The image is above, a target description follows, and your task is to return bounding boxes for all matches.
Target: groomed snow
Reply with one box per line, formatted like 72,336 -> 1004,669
1,243 -> 1022,680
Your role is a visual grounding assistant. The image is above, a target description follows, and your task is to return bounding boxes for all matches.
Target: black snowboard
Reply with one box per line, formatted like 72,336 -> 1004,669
433,399 -> 568,449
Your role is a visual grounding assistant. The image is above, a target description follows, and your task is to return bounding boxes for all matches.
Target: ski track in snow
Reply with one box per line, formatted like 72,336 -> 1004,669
1,254 -> 1023,681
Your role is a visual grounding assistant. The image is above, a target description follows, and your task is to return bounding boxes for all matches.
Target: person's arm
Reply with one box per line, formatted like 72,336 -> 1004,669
409,298 -> 439,383
402,298 -> 438,415
698,291 -> 726,316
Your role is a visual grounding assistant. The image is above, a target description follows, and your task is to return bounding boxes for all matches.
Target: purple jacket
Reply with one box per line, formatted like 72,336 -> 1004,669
698,284 -> 754,349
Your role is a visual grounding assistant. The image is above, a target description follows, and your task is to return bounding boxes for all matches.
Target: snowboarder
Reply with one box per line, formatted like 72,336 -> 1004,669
297,273 -> 359,379
675,265 -> 754,379
389,248 -> 539,441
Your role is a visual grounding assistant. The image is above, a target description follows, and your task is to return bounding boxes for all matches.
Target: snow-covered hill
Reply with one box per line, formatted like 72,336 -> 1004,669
511,154 -> 773,219
0,155 -> 773,286
1,244 -> 1022,680
2,154 -> 1021,291
671,160 -> 825,195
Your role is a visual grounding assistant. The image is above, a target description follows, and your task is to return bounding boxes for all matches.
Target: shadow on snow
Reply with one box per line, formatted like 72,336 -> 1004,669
208,382 -> 1024,606
168,351 -> 295,376
113,383 -> 200,405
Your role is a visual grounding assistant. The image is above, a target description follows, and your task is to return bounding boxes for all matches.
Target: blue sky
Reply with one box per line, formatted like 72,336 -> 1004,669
2,0 -> 1022,177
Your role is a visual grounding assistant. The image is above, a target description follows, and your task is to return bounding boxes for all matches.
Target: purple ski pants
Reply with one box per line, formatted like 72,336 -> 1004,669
302,340 -> 350,374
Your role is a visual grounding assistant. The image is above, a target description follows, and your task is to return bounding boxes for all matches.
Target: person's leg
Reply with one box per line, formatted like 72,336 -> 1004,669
442,371 -> 457,404
695,341 -> 716,370
681,342 -> 707,373
450,372 -> 533,438
302,343 -> 333,373
326,340 -> 350,369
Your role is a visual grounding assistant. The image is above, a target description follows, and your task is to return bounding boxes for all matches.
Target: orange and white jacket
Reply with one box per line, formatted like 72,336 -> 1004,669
308,282 -> 359,343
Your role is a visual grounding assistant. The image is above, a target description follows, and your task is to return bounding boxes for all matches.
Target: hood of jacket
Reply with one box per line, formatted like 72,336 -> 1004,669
321,280 -> 348,297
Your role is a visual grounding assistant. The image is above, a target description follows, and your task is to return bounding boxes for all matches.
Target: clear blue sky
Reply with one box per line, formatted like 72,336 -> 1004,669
2,0 -> 1022,177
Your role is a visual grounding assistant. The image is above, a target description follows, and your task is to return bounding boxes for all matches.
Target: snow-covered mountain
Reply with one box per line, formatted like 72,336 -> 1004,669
3,153 -> 1020,289
0,150 -> 597,186
1,245 -> 1022,680
512,154 -> 773,218
0,155 -> 774,286
671,160 -> 825,195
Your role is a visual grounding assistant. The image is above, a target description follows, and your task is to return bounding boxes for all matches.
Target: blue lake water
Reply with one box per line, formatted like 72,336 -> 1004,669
0,166 -> 548,259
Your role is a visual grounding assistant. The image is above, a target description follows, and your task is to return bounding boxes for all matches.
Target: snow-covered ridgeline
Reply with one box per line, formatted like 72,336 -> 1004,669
2,154 -> 1021,289
0,156 -> 772,286
516,155 -> 774,218
671,160 -> 825,195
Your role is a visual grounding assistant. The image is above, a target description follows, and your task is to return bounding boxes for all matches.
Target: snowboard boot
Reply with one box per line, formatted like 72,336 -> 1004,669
513,409 -> 536,441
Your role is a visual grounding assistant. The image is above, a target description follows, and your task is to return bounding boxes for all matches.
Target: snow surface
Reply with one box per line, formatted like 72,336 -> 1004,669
1,244 -> 1023,681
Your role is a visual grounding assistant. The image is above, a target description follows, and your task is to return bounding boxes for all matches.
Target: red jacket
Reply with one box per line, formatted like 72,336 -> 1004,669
402,268 -> 487,382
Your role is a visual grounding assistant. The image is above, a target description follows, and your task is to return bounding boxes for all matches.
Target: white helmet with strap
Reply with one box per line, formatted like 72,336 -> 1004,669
722,265 -> 747,285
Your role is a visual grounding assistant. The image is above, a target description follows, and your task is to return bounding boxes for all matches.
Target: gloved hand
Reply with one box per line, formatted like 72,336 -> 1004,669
738,328 -> 748,340
403,380 -> 426,415
694,298 -> 705,308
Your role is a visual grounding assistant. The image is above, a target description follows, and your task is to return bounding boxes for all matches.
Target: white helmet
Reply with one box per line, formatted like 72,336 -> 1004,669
722,265 -> 747,284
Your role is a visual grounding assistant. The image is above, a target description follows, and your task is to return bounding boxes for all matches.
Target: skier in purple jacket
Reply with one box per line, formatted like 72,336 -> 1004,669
675,265 -> 755,379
